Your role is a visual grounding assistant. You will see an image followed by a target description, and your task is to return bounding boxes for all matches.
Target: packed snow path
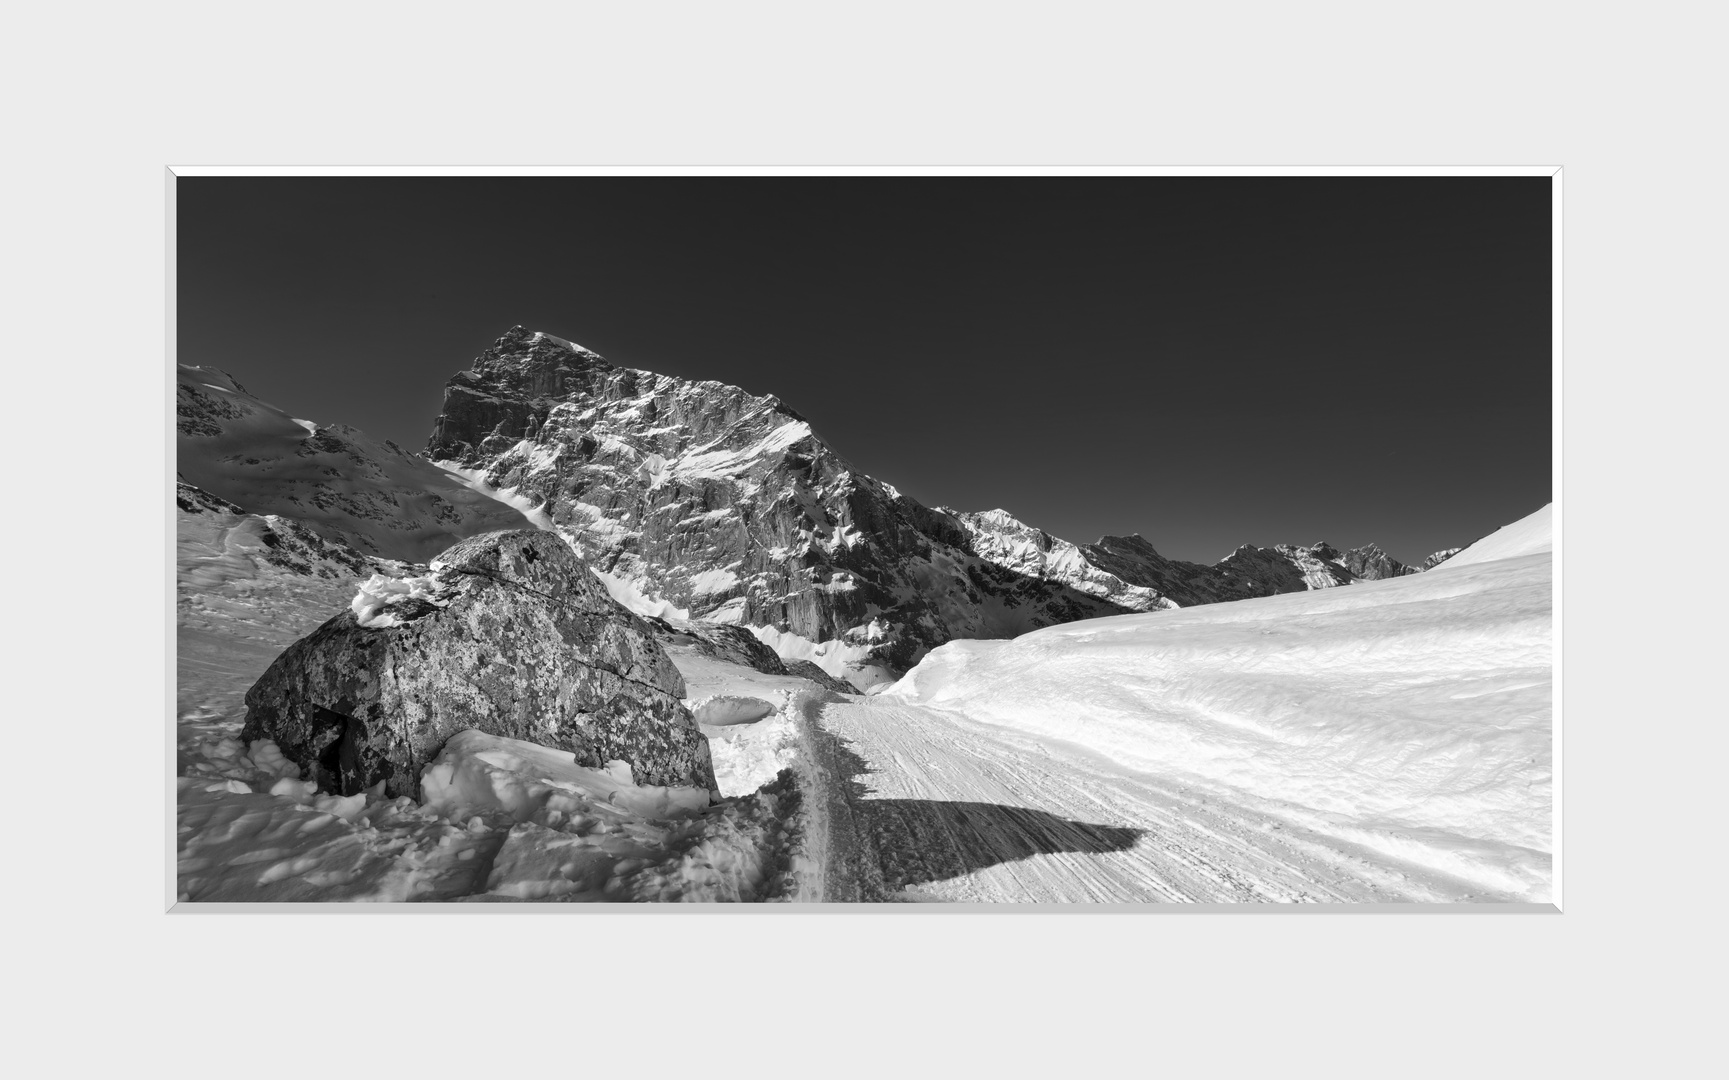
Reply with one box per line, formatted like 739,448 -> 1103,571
805,697 -> 1500,902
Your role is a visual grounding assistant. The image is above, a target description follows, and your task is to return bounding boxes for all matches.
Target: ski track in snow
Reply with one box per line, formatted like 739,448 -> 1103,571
802,697 -> 1504,903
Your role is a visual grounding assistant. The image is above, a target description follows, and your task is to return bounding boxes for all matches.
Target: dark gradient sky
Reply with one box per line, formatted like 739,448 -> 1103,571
177,177 -> 1551,564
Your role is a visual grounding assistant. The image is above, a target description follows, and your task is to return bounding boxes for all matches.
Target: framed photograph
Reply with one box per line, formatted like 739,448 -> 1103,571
171,169 -> 1556,908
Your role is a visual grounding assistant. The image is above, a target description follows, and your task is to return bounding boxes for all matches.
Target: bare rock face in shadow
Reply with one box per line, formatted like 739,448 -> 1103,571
240,529 -> 713,799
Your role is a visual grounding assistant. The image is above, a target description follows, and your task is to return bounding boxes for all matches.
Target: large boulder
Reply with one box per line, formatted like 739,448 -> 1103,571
240,529 -> 715,799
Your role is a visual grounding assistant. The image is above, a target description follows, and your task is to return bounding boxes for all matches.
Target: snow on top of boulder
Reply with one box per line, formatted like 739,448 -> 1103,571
1432,503 -> 1552,570
351,570 -> 450,628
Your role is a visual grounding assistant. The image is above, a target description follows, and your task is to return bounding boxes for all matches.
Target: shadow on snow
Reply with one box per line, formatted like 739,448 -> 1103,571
807,720 -> 1144,901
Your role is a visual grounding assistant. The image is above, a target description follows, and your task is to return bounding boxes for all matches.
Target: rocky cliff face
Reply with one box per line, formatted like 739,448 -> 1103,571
423,328 -> 1457,677
425,327 -> 1130,674
177,364 -> 535,563
241,529 -> 713,799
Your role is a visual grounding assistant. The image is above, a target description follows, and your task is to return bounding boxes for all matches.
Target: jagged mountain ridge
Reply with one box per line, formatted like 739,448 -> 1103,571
426,327 -> 1131,677
424,327 -> 1455,676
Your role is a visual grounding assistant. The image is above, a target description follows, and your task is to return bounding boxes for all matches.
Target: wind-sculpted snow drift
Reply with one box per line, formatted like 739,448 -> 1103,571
425,327 -> 1453,681
873,504 -> 1555,901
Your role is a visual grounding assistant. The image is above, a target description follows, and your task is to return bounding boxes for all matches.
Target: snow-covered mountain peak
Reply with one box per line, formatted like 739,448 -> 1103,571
414,327 -> 1492,683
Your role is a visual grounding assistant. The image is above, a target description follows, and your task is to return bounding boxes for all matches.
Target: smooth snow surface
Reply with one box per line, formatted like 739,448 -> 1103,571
853,506 -> 1553,902
690,695 -> 779,727
1432,502 -> 1553,569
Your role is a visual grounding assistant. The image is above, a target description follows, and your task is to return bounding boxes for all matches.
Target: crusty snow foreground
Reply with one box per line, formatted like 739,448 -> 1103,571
812,504 -> 1555,902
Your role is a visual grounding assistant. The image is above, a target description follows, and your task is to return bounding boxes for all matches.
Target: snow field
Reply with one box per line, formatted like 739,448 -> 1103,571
880,506 -> 1555,900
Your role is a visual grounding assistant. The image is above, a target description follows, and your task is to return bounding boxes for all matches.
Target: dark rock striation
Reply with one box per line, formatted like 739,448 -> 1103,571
241,529 -> 714,799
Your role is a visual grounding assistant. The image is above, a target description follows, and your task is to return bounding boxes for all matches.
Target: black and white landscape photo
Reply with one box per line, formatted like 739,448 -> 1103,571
172,174 -> 1555,905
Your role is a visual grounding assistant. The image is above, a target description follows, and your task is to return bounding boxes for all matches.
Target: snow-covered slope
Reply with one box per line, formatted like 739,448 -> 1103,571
1433,502 -> 1553,569
177,364 -> 536,563
871,504 -> 1554,901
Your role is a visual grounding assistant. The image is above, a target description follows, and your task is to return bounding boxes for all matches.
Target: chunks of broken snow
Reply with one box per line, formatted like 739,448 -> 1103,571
350,570 -> 450,628
421,729 -> 713,823
177,729 -> 808,902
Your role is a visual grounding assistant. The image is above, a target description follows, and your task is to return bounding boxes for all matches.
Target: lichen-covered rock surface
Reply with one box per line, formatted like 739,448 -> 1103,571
240,529 -> 714,799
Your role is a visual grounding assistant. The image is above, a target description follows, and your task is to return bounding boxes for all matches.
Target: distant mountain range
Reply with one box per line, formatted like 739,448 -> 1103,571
176,326 -> 1464,685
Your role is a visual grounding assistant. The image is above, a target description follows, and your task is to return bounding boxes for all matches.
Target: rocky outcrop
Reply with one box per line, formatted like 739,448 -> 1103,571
240,529 -> 714,799
1335,542 -> 1421,581
780,660 -> 859,696
1421,547 -> 1463,571
659,621 -> 788,675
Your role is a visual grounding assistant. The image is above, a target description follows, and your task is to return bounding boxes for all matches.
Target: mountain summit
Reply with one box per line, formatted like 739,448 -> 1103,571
423,327 -> 1451,683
